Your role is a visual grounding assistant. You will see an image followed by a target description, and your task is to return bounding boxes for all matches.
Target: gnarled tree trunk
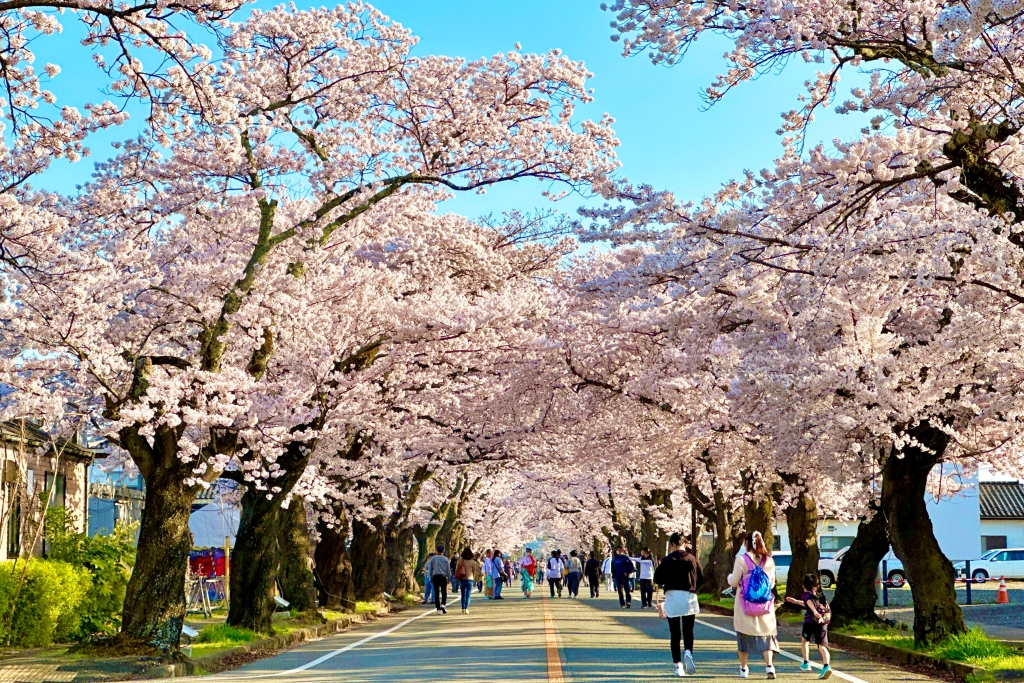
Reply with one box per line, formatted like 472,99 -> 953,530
120,451 -> 200,650
640,488 -> 673,557
384,526 -> 418,598
784,490 -> 820,605
278,501 -> 317,613
831,500 -> 889,626
350,517 -> 386,601
314,504 -> 354,610
883,422 -> 966,646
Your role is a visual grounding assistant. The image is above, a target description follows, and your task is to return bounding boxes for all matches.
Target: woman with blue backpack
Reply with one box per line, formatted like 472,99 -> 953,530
728,531 -> 779,680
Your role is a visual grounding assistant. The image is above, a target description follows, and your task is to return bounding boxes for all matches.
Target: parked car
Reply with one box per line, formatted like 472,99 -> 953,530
953,549 -> 1024,581
816,546 -> 907,589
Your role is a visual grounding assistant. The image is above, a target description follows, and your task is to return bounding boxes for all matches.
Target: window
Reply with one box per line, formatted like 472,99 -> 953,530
983,536 -> 1008,552
6,495 -> 19,557
820,536 -> 856,552
43,473 -> 66,509
775,554 -> 793,567
993,551 -> 1010,562
1009,551 -> 1024,561
772,536 -> 781,551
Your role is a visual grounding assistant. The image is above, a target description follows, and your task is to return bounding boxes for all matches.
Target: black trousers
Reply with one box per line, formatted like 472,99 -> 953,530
549,577 -> 563,597
431,575 -> 448,611
667,614 -> 696,663
587,573 -> 600,597
639,579 -> 654,607
615,576 -> 632,605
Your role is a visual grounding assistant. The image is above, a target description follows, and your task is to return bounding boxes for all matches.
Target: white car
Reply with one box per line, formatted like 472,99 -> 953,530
774,551 -> 792,584
954,549 -> 1024,581
816,546 -> 907,589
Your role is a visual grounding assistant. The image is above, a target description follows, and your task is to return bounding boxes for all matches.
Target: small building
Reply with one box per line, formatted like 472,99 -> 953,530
979,481 -> 1024,551
87,459 -> 145,540
0,420 -> 95,560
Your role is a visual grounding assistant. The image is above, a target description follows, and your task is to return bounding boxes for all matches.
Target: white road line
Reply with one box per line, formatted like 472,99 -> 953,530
695,618 -> 872,683
212,607 -> 437,680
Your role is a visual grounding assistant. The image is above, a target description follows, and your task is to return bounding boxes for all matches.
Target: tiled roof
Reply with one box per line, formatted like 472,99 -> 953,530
980,482 -> 1024,519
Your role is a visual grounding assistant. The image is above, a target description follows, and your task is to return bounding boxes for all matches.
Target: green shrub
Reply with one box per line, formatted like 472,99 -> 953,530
44,507 -> 136,638
195,623 -> 257,644
0,560 -> 92,646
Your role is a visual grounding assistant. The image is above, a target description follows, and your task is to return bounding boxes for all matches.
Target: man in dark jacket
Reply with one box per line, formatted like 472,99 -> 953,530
611,546 -> 635,608
584,552 -> 602,598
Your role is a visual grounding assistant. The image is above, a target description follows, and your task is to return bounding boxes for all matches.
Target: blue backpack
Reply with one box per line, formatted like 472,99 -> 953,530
741,554 -> 774,616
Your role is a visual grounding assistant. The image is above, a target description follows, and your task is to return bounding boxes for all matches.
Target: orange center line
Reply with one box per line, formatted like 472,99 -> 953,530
542,596 -> 565,683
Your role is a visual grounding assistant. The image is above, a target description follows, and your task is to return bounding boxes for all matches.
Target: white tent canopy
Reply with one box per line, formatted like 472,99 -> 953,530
189,504 -> 240,548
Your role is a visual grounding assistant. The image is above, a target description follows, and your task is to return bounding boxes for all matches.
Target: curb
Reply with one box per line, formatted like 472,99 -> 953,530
142,604 -> 398,679
827,632 -> 983,682
697,602 -> 983,682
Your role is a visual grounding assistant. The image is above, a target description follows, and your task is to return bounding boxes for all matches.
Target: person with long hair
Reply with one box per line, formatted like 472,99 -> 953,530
455,548 -> 482,614
728,531 -> 779,679
655,532 -> 703,677
520,547 -> 537,597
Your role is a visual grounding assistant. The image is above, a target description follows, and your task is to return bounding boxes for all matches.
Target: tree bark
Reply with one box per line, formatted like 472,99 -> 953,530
640,488 -> 673,557
350,517 -> 386,602
883,422 -> 966,646
697,487 -> 743,594
278,501 -> 317,613
742,475 -> 776,552
313,505 -> 354,611
120,456 -> 200,650
784,491 -> 820,605
384,526 -> 418,598
831,501 -> 890,626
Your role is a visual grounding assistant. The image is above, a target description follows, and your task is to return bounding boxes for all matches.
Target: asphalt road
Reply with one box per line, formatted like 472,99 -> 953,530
199,588 -> 951,683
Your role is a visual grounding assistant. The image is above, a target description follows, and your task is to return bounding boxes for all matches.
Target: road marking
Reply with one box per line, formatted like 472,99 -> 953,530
542,596 -> 565,683
695,618 -> 871,683
219,607 -> 436,679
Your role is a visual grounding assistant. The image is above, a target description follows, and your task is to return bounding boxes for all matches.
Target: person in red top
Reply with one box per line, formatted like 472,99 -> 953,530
520,547 -> 537,597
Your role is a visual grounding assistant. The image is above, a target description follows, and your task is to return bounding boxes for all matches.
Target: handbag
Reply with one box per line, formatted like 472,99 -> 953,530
656,598 -> 667,619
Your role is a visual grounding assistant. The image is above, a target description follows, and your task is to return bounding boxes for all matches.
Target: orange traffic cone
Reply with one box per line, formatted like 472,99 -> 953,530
997,576 -> 1010,604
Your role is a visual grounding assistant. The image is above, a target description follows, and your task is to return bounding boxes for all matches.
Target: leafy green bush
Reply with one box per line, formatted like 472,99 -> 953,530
44,507 -> 136,638
195,623 -> 257,644
0,560 -> 92,646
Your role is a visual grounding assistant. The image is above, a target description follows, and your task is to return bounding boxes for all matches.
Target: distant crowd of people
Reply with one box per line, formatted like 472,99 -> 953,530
419,531 -> 833,680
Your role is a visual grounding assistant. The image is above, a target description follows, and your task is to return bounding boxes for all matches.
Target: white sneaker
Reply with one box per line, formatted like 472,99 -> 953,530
684,651 -> 696,675
766,666 -> 776,680
740,667 -> 750,679
675,662 -> 686,677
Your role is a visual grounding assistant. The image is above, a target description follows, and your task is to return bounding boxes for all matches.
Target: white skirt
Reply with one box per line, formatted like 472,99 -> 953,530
663,589 -> 700,618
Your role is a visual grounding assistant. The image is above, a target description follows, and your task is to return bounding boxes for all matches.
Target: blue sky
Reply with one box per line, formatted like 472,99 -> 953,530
42,1 -> 870,220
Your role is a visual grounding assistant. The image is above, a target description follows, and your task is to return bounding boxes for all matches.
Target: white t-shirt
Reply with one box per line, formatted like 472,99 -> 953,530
546,557 -> 565,579
637,558 -> 655,580
601,557 -> 612,573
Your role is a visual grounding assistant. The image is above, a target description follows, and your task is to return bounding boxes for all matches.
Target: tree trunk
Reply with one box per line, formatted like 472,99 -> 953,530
640,489 -> 672,557
227,485 -> 284,633
831,501 -> 889,626
350,517 -> 385,602
883,422 -> 966,646
699,489 -> 743,594
278,501 -> 317,613
744,488 -> 775,551
314,506 -> 354,611
384,526 -> 418,598
120,461 -> 200,650
784,491 -> 820,605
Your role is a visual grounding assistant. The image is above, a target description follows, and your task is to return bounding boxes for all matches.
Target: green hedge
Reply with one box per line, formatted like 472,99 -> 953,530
0,560 -> 92,646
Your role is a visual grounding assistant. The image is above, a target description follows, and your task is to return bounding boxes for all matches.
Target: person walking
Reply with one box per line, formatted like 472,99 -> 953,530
491,550 -> 506,600
422,551 -> 435,605
637,547 -> 656,608
585,551 -> 602,598
424,545 -> 451,614
602,553 -> 614,592
655,532 -> 703,678
455,548 -> 481,614
728,531 -> 779,679
483,549 -> 495,598
785,574 -> 832,679
566,550 -> 583,598
611,545 -> 635,608
546,550 -> 564,598
450,554 -> 460,594
504,558 -> 513,587
520,548 -> 537,598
